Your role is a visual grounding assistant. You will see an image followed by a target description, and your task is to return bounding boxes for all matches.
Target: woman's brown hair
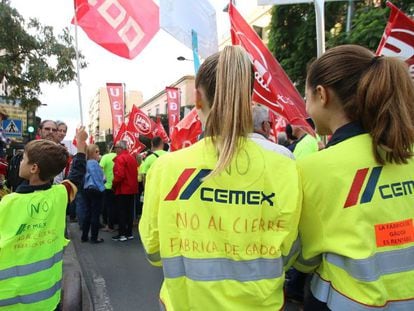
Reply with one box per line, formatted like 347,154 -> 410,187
307,44 -> 414,164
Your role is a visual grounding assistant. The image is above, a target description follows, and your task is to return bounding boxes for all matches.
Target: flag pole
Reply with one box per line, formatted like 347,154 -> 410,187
73,3 -> 84,126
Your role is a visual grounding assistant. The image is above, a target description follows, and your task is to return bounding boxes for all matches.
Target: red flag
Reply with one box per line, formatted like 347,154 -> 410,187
269,111 -> 287,143
89,134 -> 95,144
72,135 -> 77,147
377,2 -> 414,79
106,83 -> 125,139
166,87 -> 181,133
229,3 -> 312,133
170,108 -> 202,151
73,0 -> 159,59
127,105 -> 157,138
115,122 -> 146,155
127,105 -> 169,142
113,122 -> 126,145
154,116 -> 170,142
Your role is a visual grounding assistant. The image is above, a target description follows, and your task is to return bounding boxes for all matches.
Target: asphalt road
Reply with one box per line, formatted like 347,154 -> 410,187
68,222 -> 301,311
68,222 -> 163,311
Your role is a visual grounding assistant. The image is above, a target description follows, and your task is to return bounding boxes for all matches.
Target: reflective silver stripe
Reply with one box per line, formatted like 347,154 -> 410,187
145,251 -> 161,263
162,256 -> 283,281
0,250 -> 63,281
282,237 -> 301,265
312,274 -> 414,310
296,252 -> 321,267
0,280 -> 61,307
326,246 -> 414,282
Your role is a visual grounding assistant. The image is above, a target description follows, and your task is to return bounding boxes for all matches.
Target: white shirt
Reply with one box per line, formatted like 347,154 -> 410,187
249,133 -> 295,160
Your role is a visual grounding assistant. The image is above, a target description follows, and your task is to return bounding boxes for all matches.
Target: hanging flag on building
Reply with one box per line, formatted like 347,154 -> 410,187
166,87 -> 181,133
73,0 -> 159,59
106,83 -> 125,139
229,2 -> 313,134
170,108 -> 202,151
377,1 -> 414,79
159,0 -> 218,59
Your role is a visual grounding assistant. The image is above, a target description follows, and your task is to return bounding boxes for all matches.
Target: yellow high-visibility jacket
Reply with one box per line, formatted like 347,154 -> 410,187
296,133 -> 414,310
139,138 -> 302,311
0,185 -> 69,311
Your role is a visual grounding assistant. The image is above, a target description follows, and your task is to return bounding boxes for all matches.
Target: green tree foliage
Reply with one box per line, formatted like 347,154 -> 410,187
0,0 -> 86,109
268,0 -> 413,95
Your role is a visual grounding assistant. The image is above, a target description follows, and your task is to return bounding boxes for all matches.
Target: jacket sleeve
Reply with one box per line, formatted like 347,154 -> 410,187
67,153 -> 86,190
139,159 -> 162,267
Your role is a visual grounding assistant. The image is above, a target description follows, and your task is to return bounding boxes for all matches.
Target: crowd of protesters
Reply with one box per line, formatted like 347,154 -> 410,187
0,43 -> 413,311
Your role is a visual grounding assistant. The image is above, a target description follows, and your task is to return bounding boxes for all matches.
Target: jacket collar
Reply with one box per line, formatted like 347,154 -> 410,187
326,121 -> 367,148
15,180 -> 52,194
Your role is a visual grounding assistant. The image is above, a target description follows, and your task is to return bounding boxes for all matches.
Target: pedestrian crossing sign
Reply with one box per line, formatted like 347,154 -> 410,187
1,119 -> 23,137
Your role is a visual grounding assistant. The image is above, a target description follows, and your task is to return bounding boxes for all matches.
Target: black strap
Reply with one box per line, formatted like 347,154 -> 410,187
147,150 -> 159,158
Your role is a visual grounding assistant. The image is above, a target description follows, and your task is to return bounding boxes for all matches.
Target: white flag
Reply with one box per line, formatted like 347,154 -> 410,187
160,0 -> 218,59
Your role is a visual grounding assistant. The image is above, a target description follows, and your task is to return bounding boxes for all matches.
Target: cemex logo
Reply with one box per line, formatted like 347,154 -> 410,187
165,168 -> 275,206
344,166 -> 414,208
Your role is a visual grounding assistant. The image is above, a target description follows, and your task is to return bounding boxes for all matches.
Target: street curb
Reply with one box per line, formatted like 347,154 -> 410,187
63,238 -> 93,311
67,222 -> 113,311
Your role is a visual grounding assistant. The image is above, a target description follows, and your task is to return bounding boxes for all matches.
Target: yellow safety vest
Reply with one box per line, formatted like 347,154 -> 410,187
293,134 -> 319,159
296,134 -> 414,309
0,185 -> 69,311
139,137 -> 302,311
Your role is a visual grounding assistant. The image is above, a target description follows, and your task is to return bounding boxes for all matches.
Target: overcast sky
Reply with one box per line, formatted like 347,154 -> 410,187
9,0 -> 256,139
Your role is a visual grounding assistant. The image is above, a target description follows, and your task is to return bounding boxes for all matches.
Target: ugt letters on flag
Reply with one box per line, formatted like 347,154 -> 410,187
377,1 -> 414,79
106,83 -> 125,139
73,0 -> 159,59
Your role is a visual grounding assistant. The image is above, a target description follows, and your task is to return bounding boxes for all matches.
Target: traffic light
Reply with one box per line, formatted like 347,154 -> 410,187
26,110 -> 36,141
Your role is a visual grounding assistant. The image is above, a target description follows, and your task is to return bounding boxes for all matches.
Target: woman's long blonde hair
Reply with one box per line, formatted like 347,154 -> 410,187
195,46 -> 254,177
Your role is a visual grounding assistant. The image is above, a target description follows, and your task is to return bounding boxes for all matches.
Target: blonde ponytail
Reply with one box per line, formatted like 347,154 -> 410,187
197,46 -> 254,177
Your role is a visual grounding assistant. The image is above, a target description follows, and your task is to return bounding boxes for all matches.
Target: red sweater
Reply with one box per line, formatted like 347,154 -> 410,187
112,150 -> 138,195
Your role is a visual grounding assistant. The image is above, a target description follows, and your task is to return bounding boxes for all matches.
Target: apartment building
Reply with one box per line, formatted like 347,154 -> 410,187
139,75 -> 195,118
88,87 -> 143,142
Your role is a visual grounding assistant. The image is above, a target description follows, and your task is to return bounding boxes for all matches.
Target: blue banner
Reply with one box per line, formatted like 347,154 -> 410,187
192,29 -> 201,74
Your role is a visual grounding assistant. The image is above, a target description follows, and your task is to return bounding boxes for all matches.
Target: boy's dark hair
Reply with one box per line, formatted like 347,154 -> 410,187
25,140 -> 69,181
151,136 -> 163,148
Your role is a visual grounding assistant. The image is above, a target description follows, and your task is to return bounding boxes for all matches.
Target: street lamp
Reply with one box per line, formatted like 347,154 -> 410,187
177,56 -> 193,62
223,0 -> 236,12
